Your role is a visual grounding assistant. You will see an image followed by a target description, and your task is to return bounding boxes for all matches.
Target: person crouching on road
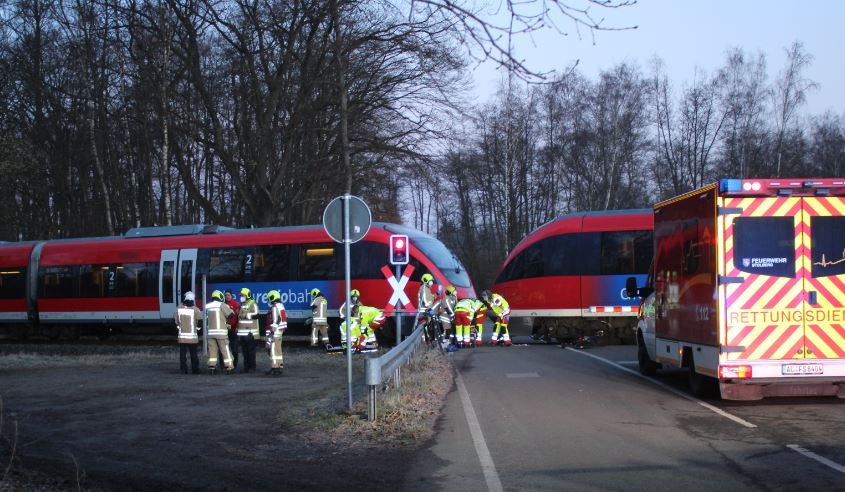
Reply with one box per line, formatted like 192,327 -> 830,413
339,305 -> 365,352
205,290 -> 235,374
470,298 -> 487,346
237,287 -> 260,373
174,291 -> 202,374
357,305 -> 386,351
266,290 -> 287,376
453,298 -> 475,348
483,290 -> 512,346
309,288 -> 329,347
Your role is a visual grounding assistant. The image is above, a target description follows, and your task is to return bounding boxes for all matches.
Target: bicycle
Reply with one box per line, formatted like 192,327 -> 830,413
423,314 -> 445,354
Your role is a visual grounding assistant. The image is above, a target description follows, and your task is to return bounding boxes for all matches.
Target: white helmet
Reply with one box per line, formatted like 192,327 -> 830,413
184,291 -> 195,302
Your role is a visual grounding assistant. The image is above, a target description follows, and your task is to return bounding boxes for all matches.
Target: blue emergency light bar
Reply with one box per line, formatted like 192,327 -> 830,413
719,178 -> 845,196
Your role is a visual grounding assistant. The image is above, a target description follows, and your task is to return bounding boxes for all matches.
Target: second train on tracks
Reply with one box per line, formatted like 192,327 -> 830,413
0,223 -> 474,341
491,209 -> 654,344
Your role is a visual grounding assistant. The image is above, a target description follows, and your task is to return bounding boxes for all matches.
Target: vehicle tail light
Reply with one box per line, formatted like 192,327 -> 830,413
719,365 -> 752,379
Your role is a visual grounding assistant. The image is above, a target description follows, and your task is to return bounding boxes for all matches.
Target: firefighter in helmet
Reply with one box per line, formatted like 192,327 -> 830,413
236,287 -> 259,373
309,288 -> 329,347
453,297 -> 478,348
433,285 -> 457,345
174,291 -> 202,374
265,290 -> 287,375
339,289 -> 361,320
205,290 -> 235,374
483,290 -> 512,346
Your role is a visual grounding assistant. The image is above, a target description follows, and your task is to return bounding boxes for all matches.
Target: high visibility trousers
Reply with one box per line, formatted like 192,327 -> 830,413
270,334 -> 284,369
311,322 -> 329,346
208,337 -> 233,370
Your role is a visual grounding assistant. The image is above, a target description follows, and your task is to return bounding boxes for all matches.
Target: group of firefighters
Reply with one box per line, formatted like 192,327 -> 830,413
173,287 -> 288,376
172,274 -> 511,374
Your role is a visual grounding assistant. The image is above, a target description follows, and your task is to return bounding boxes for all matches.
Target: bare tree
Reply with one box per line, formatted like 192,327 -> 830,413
772,41 -> 816,177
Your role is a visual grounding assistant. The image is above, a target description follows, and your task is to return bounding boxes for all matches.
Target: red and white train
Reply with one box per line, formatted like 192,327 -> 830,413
491,209 -> 654,343
0,223 -> 474,340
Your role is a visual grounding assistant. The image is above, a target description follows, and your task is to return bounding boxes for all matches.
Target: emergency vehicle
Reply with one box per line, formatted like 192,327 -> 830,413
627,178 -> 845,400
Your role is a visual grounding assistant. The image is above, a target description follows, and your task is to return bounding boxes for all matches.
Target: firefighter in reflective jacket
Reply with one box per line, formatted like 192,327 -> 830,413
417,273 -> 438,326
309,288 -> 329,347
433,285 -> 457,345
470,298 -> 487,346
237,287 -> 260,373
265,290 -> 287,376
205,290 -> 235,374
339,289 -> 361,320
174,291 -> 202,374
483,290 -> 511,346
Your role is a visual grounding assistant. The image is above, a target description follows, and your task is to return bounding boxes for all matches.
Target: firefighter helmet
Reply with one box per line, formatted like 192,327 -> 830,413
445,285 -> 456,296
311,288 -> 321,298
350,289 -> 360,298
184,291 -> 195,302
268,290 -> 281,303
421,273 -> 434,284
240,287 -> 251,298
211,290 -> 224,301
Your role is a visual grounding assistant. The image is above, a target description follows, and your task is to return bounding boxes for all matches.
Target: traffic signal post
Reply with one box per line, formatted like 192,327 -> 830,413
389,234 -> 409,345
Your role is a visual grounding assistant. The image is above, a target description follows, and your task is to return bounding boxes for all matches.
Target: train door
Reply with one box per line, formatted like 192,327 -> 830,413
159,249 -> 198,319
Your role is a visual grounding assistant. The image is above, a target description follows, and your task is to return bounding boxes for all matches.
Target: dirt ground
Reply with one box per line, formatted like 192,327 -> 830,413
0,341 -> 450,491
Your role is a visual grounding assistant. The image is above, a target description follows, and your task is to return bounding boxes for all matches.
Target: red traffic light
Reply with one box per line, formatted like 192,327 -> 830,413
389,234 -> 409,265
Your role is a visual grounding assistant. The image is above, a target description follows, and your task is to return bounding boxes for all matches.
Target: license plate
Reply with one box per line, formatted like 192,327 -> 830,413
781,363 -> 823,375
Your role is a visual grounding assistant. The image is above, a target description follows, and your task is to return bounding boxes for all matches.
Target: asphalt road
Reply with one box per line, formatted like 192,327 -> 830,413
403,340 -> 845,491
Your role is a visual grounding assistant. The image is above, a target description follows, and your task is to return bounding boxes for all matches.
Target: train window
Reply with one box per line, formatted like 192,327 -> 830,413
0,267 -> 26,299
298,243 -> 340,280
253,245 -> 291,281
209,248 -> 248,283
78,264 -> 109,297
347,241 -> 389,279
411,237 -> 471,287
113,263 -> 157,297
40,265 -> 77,298
811,216 -> 845,278
600,231 -> 652,275
161,261 -> 174,303
180,260 -> 194,297
542,234 -> 583,276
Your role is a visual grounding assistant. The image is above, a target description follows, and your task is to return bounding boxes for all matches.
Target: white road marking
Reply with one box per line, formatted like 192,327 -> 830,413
456,373 -> 503,492
566,347 -> 757,428
505,372 -> 540,378
787,444 -> 845,475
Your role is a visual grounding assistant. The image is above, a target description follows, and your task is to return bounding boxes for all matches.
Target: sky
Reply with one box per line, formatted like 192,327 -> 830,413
471,0 -> 844,116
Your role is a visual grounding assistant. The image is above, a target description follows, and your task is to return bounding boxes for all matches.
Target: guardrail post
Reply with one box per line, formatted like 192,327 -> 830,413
367,384 -> 377,421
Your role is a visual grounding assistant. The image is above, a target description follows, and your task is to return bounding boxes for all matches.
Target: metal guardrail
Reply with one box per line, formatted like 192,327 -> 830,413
365,325 -> 425,421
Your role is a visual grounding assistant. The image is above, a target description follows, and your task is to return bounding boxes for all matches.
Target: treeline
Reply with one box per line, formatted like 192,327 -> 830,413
410,43 -> 845,288
0,0 -> 464,240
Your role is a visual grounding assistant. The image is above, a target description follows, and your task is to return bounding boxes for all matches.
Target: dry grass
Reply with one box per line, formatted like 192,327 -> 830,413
292,346 -> 455,448
0,351 -> 171,370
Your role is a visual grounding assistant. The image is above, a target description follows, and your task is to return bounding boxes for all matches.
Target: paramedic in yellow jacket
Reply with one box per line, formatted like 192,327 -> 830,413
205,290 -> 235,374
174,291 -> 202,374
358,305 -> 386,349
339,305 -> 365,352
265,290 -> 287,376
453,298 -> 476,348
483,290 -> 512,346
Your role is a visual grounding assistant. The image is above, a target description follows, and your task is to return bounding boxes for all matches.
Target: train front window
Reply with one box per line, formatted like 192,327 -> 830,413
410,237 -> 471,287
0,267 -> 26,299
